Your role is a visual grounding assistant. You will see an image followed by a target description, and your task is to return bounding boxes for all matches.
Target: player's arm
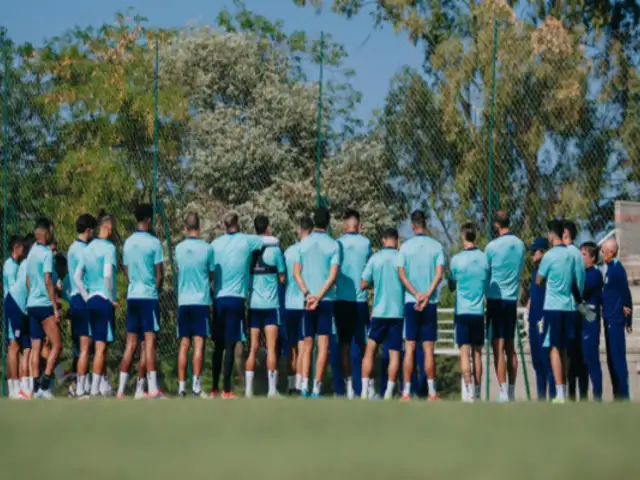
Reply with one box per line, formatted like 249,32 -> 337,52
316,264 -> 339,301
43,251 -> 59,320
293,262 -> 309,296
25,274 -> 30,293
360,257 -> 373,291
536,253 -> 548,287
155,240 -> 164,291
105,246 -> 117,305
73,263 -> 89,302
276,249 -> 286,285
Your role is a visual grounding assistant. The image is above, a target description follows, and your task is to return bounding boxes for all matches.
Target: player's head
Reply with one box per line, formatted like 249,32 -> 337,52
546,219 -> 564,244
184,212 -> 200,236
343,208 -> 360,234
223,211 -> 239,233
580,241 -> 598,268
22,234 -> 35,256
562,220 -> 578,245
254,215 -> 270,235
461,222 -> 477,245
135,203 -> 154,232
34,217 -> 52,243
298,216 -> 313,240
529,237 -> 549,263
601,238 -> 618,264
97,209 -> 115,239
9,234 -> 24,260
410,210 -> 427,233
382,227 -> 399,249
492,210 -> 510,233
313,207 -> 330,231
76,213 -> 97,240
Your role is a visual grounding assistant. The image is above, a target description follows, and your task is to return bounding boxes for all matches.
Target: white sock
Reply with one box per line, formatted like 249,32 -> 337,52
147,371 -> 159,395
117,372 -> 129,396
179,381 -> 187,394
54,364 -> 65,378
384,381 -> 395,399
474,384 -> 481,399
268,370 -> 278,395
245,371 -> 254,397
402,382 -> 411,397
100,375 -> 111,394
77,375 -> 86,396
84,375 -> 91,392
21,377 -> 29,394
301,377 -> 309,393
464,383 -> 474,401
312,379 -> 322,395
428,379 -> 437,397
288,375 -> 295,391
136,377 -> 146,394
28,377 -> 34,393
556,384 -> 565,400
346,377 -> 354,399
90,374 -> 101,396
368,379 -> 376,398
295,374 -> 302,390
193,376 -> 201,393
508,384 -> 515,401
361,378 -> 370,399
8,379 -> 16,398
499,383 -> 508,397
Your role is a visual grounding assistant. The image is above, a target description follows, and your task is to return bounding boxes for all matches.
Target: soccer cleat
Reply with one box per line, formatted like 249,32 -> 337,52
400,394 -> 411,402
134,390 -> 146,400
311,392 -> 322,399
268,392 -> 283,399
149,391 -> 167,400
193,391 -> 209,399
301,390 -> 310,398
116,393 -> 126,399
77,394 -> 91,401
497,393 -> 509,404
68,384 -> 77,398
209,389 -> 220,399
552,397 -> 565,404
18,390 -> 31,400
179,391 -> 187,399
35,390 -> 54,400
221,391 -> 239,400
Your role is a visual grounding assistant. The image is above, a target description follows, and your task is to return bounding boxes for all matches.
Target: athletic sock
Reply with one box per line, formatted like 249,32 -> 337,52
295,374 -> 302,391
21,377 -> 29,394
117,372 -> 129,396
499,383 -> 508,398
8,379 -> 16,398
178,381 -> 187,394
464,382 -> 474,401
427,379 -> 437,397
346,377 -> 354,399
508,384 -> 515,401
100,375 -> 111,395
312,379 -> 322,395
301,377 -> 309,394
287,375 -> 295,391
361,378 -> 370,399
147,371 -> 159,395
40,375 -> 51,391
192,376 -> 201,394
556,384 -> 565,401
84,375 -> 91,392
268,370 -> 278,395
384,381 -> 395,399
90,373 -> 101,396
368,379 -> 376,398
136,377 -> 146,395
402,382 -> 411,397
474,384 -> 481,399
33,377 -> 40,393
77,375 -> 86,396
245,371 -> 255,397
29,377 -> 35,394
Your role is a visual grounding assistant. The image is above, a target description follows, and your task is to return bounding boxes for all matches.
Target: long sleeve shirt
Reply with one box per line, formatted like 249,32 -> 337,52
602,259 -> 633,326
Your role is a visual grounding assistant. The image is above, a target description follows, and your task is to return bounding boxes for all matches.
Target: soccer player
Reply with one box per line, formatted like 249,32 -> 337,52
175,212 -> 214,398
601,238 -> 633,400
74,212 -> 117,398
485,210 -> 525,402
536,219 -> 580,404
245,215 -> 286,398
334,209 -> 372,399
527,237 -> 555,401
563,220 -> 588,401
360,227 -> 404,400
13,235 -> 35,397
580,241 -> 603,401
294,207 -> 340,398
4,235 -> 26,398
283,217 -> 313,394
67,213 -> 97,397
117,204 -> 165,399
211,211 -> 279,398
397,210 -> 444,401
26,217 -> 62,399
448,223 -> 488,403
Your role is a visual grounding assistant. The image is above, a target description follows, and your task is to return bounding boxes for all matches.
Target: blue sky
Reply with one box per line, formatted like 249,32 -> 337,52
3,0 -> 423,121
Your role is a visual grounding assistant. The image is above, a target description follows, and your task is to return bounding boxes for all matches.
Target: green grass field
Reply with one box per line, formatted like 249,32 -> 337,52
1,399 -> 638,479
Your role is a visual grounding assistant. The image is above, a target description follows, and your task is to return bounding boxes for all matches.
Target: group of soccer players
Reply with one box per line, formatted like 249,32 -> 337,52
2,203 -> 634,402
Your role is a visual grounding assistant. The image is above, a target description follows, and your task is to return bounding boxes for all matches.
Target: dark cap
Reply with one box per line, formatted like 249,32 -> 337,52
529,237 -> 549,252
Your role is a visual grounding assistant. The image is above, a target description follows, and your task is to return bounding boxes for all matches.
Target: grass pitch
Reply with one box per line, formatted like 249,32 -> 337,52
0,398 -> 638,479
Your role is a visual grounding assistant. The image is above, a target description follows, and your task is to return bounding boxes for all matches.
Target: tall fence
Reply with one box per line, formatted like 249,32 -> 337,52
1,6 -> 638,396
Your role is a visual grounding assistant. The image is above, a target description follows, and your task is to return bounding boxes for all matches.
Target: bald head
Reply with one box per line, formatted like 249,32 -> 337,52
601,237 -> 618,263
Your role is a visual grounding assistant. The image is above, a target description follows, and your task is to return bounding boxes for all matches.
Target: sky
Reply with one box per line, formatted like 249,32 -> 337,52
2,0 -> 424,121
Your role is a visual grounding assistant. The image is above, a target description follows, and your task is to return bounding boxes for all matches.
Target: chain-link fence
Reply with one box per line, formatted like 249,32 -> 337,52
1,3 -> 639,396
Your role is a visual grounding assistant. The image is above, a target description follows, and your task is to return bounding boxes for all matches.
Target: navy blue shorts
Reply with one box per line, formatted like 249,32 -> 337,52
486,299 -> 517,340
213,297 -> 246,343
404,303 -> 438,342
302,301 -> 334,338
28,306 -> 55,341
126,299 -> 160,335
369,318 -> 403,351
455,314 -> 485,347
5,294 -> 28,348
543,310 -> 572,349
87,296 -> 114,343
249,308 -> 279,330
69,294 -> 90,354
284,309 -> 304,344
334,300 -> 370,346
178,305 -> 211,339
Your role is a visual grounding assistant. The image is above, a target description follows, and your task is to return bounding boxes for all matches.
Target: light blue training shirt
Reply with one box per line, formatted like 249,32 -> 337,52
10,261 -> 29,313
485,233 -> 525,301
67,239 -> 89,299
26,243 -> 54,308
123,231 -> 164,300
176,237 -> 215,307
3,257 -> 19,299
336,233 -> 372,303
250,246 -> 285,310
211,233 -> 266,299
284,243 -> 305,310
295,231 -> 341,301
77,238 -> 117,301
362,248 -> 404,318
449,248 -> 489,316
396,234 -> 445,304
538,245 -> 576,311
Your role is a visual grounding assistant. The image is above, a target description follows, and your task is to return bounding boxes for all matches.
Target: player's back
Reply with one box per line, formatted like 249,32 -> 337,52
10,261 -> 29,313
297,231 -> 340,301
176,238 -> 214,306
398,235 -> 445,303
123,231 -> 163,299
567,244 -> 585,308
250,246 -> 284,309
82,238 -> 117,300
3,257 -> 18,298
26,243 -> 53,307
450,248 -> 488,315
336,233 -> 372,302
67,239 -> 88,298
366,248 -> 403,318
212,232 -> 263,299
485,233 -> 525,300
284,243 -> 304,310
540,246 -> 575,311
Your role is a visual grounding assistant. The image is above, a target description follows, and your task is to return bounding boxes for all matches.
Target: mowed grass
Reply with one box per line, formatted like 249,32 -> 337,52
0,399 -> 638,480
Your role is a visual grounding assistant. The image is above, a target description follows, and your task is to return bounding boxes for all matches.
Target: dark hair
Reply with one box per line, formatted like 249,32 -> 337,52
97,209 -> 114,227
461,222 -> 477,243
343,208 -> 360,222
493,210 -> 510,229
299,216 -> 313,233
580,241 -> 599,260
9,235 -> 22,252
35,217 -> 52,231
313,207 -> 330,230
223,211 -> 239,230
76,213 -> 97,234
54,253 -> 68,281
563,220 -> 578,241
547,219 -> 564,238
382,227 -> 399,240
134,204 -> 153,223
410,210 -> 427,228
185,212 -> 200,231
254,215 -> 269,235
22,234 -> 35,254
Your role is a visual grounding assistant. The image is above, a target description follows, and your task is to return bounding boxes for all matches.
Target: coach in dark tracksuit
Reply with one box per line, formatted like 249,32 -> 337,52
601,238 -> 633,400
580,242 -> 603,401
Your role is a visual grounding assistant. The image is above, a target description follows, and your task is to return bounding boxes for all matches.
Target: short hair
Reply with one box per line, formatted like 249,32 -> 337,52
410,210 -> 427,228
184,212 -> 200,231
461,222 -> 477,243
563,220 -> 578,241
223,211 -> 239,230
343,208 -> 360,222
547,219 -> 564,238
35,217 -> 52,231
299,216 -> 313,233
76,213 -> 97,234
313,207 -> 330,230
580,241 -> 599,260
254,215 -> 269,235
9,235 -> 22,251
97,209 -> 114,227
135,203 -> 154,223
382,227 -> 399,241
21,234 -> 35,253
493,210 -> 510,228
